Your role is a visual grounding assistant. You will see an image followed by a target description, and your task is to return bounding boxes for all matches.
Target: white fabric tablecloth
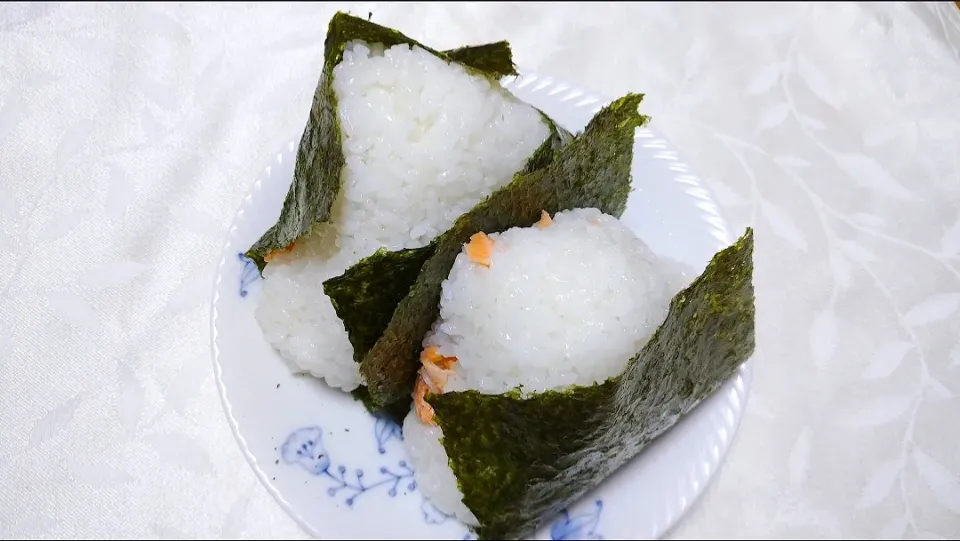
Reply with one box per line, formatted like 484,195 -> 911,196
2,2 -> 959,539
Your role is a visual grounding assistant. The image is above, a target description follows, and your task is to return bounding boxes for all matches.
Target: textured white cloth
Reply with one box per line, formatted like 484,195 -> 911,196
2,2 -> 959,539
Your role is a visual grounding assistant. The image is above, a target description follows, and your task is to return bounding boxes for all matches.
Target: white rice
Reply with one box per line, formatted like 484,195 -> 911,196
404,208 -> 681,524
403,413 -> 479,525
255,41 -> 550,391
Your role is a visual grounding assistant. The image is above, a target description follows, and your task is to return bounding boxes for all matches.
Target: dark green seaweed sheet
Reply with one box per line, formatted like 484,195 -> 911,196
346,94 -> 649,413
430,228 -> 755,540
244,11 -> 532,271
326,246 -> 437,363
441,41 -> 517,76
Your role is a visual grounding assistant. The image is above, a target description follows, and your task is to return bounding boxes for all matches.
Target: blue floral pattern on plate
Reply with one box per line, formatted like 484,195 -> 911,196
279,417 -> 605,538
374,414 -> 403,454
281,426 -> 415,507
421,500 -> 450,525
237,253 -> 259,297
550,500 -> 604,540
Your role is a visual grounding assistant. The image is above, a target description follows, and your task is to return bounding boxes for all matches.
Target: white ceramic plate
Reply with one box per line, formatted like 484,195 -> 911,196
211,72 -> 753,541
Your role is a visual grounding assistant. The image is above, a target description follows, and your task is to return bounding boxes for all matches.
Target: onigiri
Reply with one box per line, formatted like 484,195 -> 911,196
254,41 -> 550,391
402,208 -> 685,524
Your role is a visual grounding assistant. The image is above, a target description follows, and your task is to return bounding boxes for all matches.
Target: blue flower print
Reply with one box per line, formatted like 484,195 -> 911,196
550,500 -> 604,540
